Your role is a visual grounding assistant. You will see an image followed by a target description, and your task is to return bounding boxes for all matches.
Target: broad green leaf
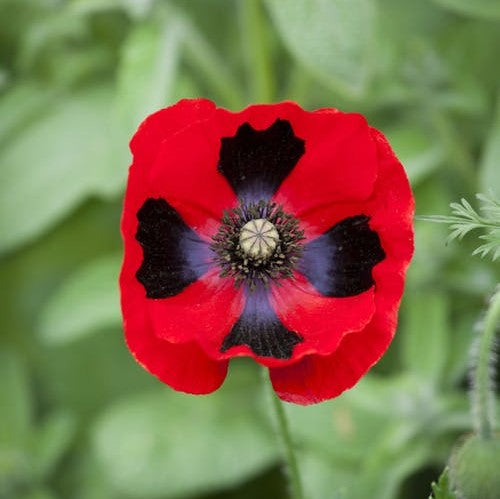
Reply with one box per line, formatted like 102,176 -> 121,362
180,14 -> 245,108
0,351 -> 32,446
358,438 -> 434,499
38,253 -> 121,345
68,0 -> 154,18
16,8 -> 86,74
114,16 -> 183,142
0,82 -> 54,147
111,12 -> 184,182
401,290 -> 450,386
92,365 -> 278,498
31,412 -> 75,481
38,326 -> 154,421
480,95 -> 500,196
432,0 -> 500,19
386,126 -> 444,186
0,85 -> 119,255
287,374 -> 444,499
265,0 -> 376,97
286,375 -> 426,465
20,490 -> 58,499
298,449 -> 356,499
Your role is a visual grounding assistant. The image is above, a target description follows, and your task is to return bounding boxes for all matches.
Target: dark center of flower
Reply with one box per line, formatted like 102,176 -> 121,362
211,200 -> 304,290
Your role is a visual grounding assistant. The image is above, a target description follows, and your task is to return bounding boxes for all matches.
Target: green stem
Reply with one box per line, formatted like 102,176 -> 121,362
239,0 -> 274,102
263,370 -> 304,499
472,285 -> 500,439
179,16 -> 245,109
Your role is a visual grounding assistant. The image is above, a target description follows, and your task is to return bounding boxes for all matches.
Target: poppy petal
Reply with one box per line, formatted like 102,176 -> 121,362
298,215 -> 385,297
147,270 -> 245,359
220,287 -> 303,360
130,98 -> 216,169
268,128 -> 414,404
122,186 -> 245,359
292,127 -> 414,241
218,119 -> 305,202
272,109 -> 378,215
268,253 -> 405,404
270,273 -> 376,358
129,101 -> 237,239
120,273 -> 228,394
135,198 -> 211,298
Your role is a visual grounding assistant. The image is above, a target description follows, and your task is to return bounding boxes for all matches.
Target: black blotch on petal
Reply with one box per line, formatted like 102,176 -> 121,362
218,119 -> 305,200
221,290 -> 302,359
135,198 -> 206,298
300,215 -> 386,297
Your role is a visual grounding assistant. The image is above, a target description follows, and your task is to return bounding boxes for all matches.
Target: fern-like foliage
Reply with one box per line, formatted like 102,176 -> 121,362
418,193 -> 500,261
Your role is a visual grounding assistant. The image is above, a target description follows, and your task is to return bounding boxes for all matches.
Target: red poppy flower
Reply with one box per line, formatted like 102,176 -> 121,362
120,99 -> 414,405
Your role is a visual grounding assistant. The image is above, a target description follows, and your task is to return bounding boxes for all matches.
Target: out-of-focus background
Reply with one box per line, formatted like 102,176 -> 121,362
1,1 -> 499,498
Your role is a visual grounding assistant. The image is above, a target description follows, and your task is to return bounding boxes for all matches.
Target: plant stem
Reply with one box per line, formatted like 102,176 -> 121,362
472,285 -> 500,439
240,0 -> 274,102
179,15 -> 245,109
263,370 -> 304,499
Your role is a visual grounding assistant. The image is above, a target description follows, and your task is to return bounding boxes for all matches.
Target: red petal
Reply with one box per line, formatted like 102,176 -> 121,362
147,270 -> 245,360
215,101 -> 306,137
268,249 -> 406,404
120,269 -> 228,394
268,130 -> 414,404
121,190 -> 245,360
269,273 -> 375,357
214,102 -> 377,217
271,108 -> 378,218
130,98 -> 216,169
128,99 -> 237,238
293,127 -> 414,240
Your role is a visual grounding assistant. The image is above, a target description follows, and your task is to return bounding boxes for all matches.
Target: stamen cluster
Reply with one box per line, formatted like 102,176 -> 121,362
211,200 -> 305,290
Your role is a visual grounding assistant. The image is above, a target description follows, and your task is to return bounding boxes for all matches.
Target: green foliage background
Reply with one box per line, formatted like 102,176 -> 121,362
1,0 -> 499,498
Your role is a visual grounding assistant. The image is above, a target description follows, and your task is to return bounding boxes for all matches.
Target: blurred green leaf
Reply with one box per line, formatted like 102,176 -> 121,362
16,9 -> 87,74
68,0 -> 154,18
0,352 -> 32,498
92,366 -> 279,498
265,0 -> 376,97
31,412 -> 75,481
180,13 -> 245,108
69,452 -> 118,499
38,326 -> 153,422
430,467 -> 457,499
432,0 -> 500,19
287,374 -> 452,499
357,437 -> 434,499
114,16 -> 183,144
386,125 -> 444,186
401,291 -> 450,386
20,489 -> 58,499
0,85 -> 121,255
0,351 -> 32,446
0,82 -> 54,147
480,94 -> 500,197
298,449 -> 355,499
38,253 -> 121,345
443,313 -> 474,388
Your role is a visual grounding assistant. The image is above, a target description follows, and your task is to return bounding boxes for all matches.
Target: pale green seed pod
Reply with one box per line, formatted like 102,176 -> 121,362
448,434 -> 500,499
